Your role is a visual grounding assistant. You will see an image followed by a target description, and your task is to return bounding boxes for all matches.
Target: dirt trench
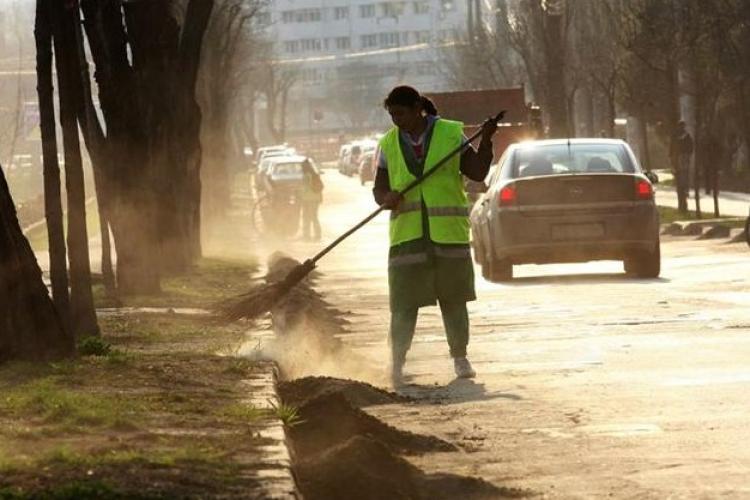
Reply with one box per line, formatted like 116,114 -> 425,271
265,256 -> 529,500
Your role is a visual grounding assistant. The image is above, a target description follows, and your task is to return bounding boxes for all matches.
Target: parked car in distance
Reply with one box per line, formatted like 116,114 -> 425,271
260,155 -> 317,193
253,144 -> 294,170
470,138 -> 660,282
254,148 -> 296,190
358,150 -> 377,185
339,139 -> 377,176
254,155 -> 316,238
338,144 -> 353,174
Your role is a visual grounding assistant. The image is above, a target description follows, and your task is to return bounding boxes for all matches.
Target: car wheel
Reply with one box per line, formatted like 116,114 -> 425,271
485,257 -> 513,282
624,241 -> 660,278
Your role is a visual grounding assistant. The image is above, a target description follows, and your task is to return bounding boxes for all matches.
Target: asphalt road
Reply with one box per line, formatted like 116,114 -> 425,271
265,169 -> 750,499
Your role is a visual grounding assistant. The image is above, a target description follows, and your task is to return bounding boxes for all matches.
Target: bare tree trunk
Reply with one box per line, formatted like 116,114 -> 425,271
639,112 -> 651,172
71,0 -> 115,293
80,0 -> 162,294
51,0 -> 99,337
35,0 -> 70,329
0,165 -> 74,362
544,11 -> 568,138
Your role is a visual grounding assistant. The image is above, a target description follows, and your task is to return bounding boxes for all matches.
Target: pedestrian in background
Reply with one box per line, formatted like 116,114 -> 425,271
373,85 -> 498,386
670,120 -> 693,212
300,159 -> 323,241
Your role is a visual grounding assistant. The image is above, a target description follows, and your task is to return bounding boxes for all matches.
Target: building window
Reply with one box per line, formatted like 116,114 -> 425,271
302,68 -> 323,84
300,38 -> 323,51
414,30 -> 431,43
379,32 -> 401,48
299,9 -> 321,22
359,4 -> 376,18
282,8 -> 322,23
360,34 -> 378,48
413,1 -> 429,14
381,2 -> 405,17
334,6 -> 349,19
335,37 -> 351,50
284,40 -> 299,53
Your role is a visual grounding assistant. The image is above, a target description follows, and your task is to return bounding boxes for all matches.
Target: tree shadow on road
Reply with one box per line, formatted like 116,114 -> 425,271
397,378 -> 522,405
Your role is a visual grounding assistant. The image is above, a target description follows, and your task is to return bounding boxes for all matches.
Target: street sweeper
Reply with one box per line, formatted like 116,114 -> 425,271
373,85 -> 498,385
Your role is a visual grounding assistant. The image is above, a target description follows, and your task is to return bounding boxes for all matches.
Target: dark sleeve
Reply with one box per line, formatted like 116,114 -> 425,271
460,138 -> 493,181
373,167 -> 390,205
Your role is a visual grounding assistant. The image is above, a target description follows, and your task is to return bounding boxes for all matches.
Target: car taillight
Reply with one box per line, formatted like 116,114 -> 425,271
498,185 -> 517,206
635,179 -> 653,200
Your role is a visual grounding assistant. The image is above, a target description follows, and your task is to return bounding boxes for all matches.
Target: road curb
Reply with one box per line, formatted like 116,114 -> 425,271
240,360 -> 300,499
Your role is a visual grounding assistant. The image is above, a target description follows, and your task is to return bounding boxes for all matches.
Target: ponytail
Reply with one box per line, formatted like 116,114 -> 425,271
384,85 -> 438,116
420,96 -> 438,116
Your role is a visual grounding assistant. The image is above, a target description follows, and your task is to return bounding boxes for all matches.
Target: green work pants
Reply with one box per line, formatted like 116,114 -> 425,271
390,301 -> 469,362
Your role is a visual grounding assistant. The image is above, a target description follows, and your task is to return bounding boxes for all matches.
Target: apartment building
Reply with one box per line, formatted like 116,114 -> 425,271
261,0 -> 493,137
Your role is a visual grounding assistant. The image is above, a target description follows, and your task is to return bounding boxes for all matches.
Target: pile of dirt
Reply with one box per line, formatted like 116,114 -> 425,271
267,261 -> 527,498
278,376 -> 411,408
282,378 -> 528,499
266,254 -> 350,338
296,436 -> 524,500
288,391 -> 455,457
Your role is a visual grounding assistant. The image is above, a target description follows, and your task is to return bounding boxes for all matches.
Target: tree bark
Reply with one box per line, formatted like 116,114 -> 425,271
638,111 -> 651,172
0,165 -> 74,363
51,0 -> 99,337
543,10 -> 568,138
70,0 -> 115,293
80,0 -> 161,294
35,0 -> 71,329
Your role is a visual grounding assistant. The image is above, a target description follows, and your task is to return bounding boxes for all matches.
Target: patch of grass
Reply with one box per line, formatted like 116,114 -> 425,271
1,379 -> 141,431
223,358 -> 255,376
98,314 -> 210,345
658,205 -> 743,226
659,205 -> 718,224
268,400 -> 304,428
24,441 -> 239,475
0,480 -> 133,500
218,403 -> 266,422
93,258 -> 259,309
78,337 -> 112,357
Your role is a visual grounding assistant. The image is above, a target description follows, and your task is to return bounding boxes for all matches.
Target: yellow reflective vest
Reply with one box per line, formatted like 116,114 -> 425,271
379,118 -> 470,247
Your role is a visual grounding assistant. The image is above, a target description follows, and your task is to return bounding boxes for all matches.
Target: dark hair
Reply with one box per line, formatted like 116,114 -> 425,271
383,85 -> 438,116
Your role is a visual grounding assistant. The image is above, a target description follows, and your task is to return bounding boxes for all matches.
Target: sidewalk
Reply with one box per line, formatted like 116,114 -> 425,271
653,173 -> 749,217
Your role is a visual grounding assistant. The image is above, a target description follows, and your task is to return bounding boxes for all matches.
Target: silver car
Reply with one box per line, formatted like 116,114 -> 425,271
470,139 -> 660,281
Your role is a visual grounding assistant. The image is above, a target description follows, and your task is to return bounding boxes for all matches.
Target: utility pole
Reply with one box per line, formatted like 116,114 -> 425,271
542,0 -> 568,138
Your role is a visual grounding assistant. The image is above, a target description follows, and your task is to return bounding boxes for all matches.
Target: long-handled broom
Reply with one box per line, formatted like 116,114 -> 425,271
219,111 -> 506,322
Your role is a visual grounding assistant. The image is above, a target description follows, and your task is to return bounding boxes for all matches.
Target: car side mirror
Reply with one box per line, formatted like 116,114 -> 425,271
645,171 -> 659,184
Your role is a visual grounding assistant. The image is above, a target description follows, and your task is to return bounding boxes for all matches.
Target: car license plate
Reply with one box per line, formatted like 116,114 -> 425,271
551,223 -> 604,240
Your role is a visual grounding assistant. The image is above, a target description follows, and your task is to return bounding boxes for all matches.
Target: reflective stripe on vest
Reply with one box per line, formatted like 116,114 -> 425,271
379,119 -> 470,247
388,252 -> 429,268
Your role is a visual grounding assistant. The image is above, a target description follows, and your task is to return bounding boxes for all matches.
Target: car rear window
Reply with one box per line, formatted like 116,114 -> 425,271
272,163 -> 304,177
511,144 -> 635,178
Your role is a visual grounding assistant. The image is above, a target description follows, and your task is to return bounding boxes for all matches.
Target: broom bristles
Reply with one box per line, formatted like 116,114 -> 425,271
216,259 -> 316,322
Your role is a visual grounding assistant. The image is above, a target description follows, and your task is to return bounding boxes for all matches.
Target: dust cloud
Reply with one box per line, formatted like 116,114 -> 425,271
237,252 -> 385,385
